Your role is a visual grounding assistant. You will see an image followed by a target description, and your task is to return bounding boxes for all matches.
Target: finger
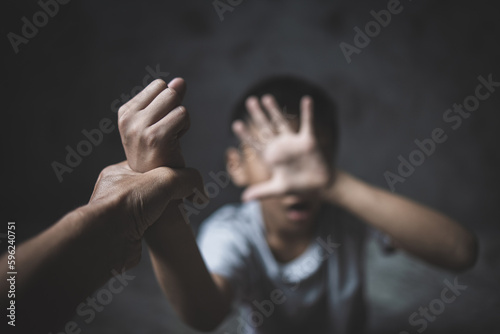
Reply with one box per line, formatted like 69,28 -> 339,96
261,94 -> 292,134
136,167 -> 205,228
245,97 -> 273,133
232,120 -> 261,151
149,105 -> 191,141
299,95 -> 314,135
241,179 -> 285,202
167,77 -> 187,101
152,167 -> 206,202
119,79 -> 168,117
142,85 -> 182,126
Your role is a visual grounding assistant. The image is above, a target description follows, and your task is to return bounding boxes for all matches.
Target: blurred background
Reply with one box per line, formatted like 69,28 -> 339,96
2,0 -> 499,333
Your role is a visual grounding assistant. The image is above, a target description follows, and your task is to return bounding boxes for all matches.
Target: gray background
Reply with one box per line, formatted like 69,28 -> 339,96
2,0 -> 499,333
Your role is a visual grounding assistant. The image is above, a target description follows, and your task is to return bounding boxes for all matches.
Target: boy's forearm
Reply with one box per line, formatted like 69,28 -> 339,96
145,201 -> 231,332
323,172 -> 478,271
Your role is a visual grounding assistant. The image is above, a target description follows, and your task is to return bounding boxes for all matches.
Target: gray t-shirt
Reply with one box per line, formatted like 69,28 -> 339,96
197,200 -> 374,334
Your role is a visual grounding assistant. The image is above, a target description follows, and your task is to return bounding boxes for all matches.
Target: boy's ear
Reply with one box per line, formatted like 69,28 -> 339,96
225,147 -> 248,187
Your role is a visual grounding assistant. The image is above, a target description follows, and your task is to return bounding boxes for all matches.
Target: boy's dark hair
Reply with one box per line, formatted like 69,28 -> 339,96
230,75 -> 339,158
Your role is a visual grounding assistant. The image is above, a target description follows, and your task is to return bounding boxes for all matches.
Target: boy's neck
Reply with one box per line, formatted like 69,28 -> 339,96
261,210 -> 316,263
265,232 -> 313,263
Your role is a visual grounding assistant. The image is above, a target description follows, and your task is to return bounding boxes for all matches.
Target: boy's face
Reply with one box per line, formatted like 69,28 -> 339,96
226,119 -> 332,236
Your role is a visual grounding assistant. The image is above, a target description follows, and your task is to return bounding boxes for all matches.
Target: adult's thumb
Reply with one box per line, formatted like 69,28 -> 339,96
137,166 -> 205,227
151,166 -> 205,201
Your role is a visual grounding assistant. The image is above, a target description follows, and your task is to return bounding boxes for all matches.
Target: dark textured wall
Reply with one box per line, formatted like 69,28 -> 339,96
2,0 -> 499,333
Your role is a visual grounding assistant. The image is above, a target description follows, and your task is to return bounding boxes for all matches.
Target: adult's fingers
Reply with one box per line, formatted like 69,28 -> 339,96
261,94 -> 292,134
153,167 -> 205,201
118,79 -> 168,118
299,95 -> 314,136
135,166 -> 205,227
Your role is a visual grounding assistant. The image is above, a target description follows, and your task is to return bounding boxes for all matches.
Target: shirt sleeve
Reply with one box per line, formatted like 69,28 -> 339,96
197,208 -> 253,300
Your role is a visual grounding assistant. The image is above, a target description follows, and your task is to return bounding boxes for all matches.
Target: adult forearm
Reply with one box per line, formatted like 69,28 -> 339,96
0,202 -> 126,332
145,202 -> 230,332
324,172 -> 477,270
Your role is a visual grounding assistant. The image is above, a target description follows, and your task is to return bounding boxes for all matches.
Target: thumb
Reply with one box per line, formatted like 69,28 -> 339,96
138,166 -> 205,227
152,166 -> 205,201
242,179 -> 284,202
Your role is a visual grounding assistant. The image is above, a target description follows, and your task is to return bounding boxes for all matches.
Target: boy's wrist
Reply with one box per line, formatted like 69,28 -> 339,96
321,171 -> 359,208
144,200 -> 187,243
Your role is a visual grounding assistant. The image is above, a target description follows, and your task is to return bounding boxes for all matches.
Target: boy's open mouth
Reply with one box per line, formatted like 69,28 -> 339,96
286,201 -> 313,221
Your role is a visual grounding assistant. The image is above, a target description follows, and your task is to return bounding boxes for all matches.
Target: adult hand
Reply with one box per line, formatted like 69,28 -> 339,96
88,160 -> 203,269
232,95 -> 333,201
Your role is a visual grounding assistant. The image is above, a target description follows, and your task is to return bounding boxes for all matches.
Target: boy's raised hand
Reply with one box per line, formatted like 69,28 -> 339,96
118,78 -> 189,171
233,95 -> 333,201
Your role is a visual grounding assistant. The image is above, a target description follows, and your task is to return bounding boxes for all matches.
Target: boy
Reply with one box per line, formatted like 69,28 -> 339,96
118,76 -> 477,334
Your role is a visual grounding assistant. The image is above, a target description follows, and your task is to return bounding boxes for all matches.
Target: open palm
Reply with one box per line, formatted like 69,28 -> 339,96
233,95 -> 332,201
